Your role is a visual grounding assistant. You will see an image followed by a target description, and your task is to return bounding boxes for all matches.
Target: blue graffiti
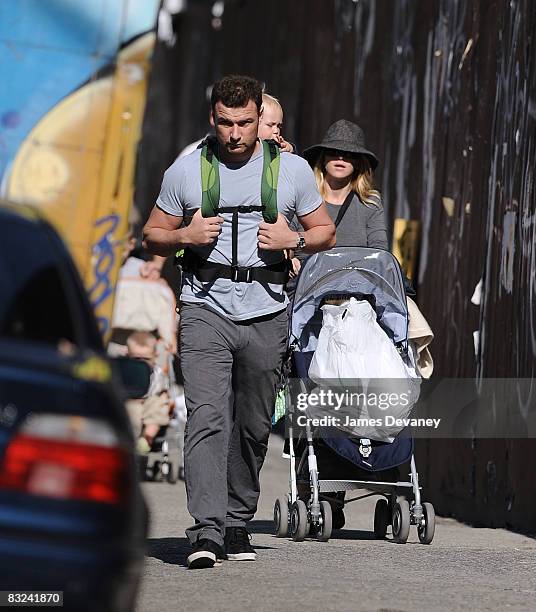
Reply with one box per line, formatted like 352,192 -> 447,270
88,214 -> 120,335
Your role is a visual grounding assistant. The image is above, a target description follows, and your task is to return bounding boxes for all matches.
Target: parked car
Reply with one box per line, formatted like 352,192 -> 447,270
0,202 -> 149,611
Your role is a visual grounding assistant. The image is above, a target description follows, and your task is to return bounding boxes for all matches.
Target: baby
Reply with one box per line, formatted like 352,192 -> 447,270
258,93 -> 294,152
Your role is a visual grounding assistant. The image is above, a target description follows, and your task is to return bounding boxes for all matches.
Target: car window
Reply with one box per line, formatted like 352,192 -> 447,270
0,212 -> 101,351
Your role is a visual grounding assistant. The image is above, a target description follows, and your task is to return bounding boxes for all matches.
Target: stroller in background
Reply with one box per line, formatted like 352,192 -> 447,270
109,274 -> 185,484
273,247 -> 435,544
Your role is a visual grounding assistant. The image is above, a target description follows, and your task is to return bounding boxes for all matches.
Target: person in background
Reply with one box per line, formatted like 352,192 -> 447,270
125,331 -> 171,454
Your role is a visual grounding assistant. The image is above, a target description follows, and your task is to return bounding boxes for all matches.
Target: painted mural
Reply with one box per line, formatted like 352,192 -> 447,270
0,0 -> 160,337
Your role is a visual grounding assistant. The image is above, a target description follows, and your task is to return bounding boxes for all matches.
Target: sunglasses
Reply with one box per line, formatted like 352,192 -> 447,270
323,148 -> 361,160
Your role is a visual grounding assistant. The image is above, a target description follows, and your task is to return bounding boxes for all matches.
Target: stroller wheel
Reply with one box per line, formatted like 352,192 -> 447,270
374,498 -> 390,539
392,499 -> 410,543
151,461 -> 162,482
290,500 -> 308,542
166,464 -> 177,484
273,497 -> 289,538
178,466 -> 185,481
136,454 -> 149,482
317,501 -> 332,542
417,502 -> 435,544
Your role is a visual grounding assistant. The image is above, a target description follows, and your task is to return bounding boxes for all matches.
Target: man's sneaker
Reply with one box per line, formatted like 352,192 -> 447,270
224,527 -> 257,561
187,539 -> 226,569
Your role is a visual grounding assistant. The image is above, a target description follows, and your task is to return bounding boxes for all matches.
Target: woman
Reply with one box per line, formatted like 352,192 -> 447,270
292,120 -> 389,529
290,120 -> 387,278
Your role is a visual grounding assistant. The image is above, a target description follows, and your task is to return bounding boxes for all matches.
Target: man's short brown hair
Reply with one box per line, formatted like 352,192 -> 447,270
211,75 -> 263,112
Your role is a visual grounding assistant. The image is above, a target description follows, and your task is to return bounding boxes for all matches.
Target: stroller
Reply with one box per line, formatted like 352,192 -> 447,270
273,247 -> 435,544
109,274 -> 185,484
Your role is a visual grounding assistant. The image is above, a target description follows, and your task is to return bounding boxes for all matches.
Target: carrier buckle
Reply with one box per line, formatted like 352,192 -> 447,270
231,266 -> 253,283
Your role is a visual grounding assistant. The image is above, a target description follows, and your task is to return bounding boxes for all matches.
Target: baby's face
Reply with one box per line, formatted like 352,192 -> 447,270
258,104 -> 283,141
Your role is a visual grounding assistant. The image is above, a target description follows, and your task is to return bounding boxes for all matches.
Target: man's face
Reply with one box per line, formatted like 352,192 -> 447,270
258,104 -> 283,141
211,100 -> 260,159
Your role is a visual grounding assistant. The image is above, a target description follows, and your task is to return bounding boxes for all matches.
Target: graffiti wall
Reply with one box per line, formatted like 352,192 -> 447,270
0,0 -> 160,336
136,0 -> 536,531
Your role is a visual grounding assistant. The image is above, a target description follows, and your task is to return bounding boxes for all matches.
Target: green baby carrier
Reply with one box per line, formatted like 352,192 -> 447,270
178,138 -> 289,285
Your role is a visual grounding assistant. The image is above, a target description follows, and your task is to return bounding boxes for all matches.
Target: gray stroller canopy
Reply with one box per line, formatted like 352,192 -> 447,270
291,247 -> 408,352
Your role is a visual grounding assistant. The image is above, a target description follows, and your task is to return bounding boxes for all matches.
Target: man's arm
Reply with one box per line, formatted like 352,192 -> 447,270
257,203 -> 335,254
296,203 -> 336,253
143,206 -> 223,256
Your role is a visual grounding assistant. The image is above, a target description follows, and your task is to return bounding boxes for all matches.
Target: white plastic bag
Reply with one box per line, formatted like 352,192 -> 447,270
307,298 -> 421,441
309,298 -> 408,383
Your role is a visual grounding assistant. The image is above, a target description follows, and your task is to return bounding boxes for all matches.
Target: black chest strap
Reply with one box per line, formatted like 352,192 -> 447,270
181,250 -> 289,285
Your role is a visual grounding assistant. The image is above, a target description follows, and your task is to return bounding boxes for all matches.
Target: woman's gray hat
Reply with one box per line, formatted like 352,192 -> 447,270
302,119 -> 379,170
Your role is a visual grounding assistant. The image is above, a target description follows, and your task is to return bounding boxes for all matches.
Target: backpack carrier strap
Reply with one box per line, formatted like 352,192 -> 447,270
200,138 -> 280,222
177,138 -> 288,285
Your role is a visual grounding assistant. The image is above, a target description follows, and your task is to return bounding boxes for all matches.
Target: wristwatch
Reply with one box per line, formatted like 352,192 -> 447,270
295,231 -> 306,251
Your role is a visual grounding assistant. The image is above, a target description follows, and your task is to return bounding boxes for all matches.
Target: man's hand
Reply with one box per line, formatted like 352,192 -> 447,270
184,209 -> 224,246
258,214 -> 297,251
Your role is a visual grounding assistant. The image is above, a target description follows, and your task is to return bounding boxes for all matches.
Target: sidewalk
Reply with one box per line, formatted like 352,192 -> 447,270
138,435 -> 536,612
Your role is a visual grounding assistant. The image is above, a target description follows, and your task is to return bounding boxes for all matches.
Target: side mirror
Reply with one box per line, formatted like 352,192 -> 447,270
112,357 -> 151,399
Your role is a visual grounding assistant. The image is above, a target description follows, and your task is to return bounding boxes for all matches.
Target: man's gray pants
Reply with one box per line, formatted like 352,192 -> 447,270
180,302 -> 288,547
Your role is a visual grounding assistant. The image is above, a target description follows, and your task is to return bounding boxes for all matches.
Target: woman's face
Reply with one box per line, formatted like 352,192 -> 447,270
323,148 -> 358,180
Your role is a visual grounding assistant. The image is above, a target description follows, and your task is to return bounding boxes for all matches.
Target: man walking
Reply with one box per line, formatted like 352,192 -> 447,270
143,75 -> 335,569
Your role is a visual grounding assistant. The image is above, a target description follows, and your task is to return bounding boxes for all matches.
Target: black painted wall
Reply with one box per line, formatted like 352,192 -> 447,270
136,0 -> 536,532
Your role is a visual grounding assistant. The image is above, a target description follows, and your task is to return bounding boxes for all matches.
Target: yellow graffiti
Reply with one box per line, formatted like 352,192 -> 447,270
5,33 -> 156,342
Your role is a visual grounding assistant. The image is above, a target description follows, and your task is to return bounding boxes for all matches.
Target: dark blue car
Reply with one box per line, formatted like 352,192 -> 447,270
0,204 -> 149,611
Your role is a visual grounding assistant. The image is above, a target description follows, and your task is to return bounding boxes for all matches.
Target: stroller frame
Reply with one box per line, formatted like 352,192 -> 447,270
273,381 -> 434,545
273,247 -> 435,544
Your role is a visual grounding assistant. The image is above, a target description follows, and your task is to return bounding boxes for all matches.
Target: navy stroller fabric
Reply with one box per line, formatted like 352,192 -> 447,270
292,350 -> 413,472
322,436 -> 413,473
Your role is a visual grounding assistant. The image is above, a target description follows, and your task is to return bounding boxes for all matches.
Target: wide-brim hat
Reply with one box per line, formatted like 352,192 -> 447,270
302,119 -> 379,170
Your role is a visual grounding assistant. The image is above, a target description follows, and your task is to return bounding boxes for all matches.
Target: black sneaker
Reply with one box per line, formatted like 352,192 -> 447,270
224,527 -> 257,561
187,538 -> 226,569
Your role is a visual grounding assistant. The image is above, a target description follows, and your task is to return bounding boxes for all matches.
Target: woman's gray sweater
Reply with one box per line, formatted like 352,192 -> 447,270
325,193 -> 388,249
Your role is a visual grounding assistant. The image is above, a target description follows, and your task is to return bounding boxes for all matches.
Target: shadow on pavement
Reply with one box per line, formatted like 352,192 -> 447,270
250,519 -> 378,542
329,529 -> 377,540
146,537 -> 191,566
248,520 -> 276,535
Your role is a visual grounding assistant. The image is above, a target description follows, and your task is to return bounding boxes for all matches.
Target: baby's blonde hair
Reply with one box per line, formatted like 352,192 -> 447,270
262,93 -> 283,115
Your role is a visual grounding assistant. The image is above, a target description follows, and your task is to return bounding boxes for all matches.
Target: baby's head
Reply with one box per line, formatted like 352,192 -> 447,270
258,93 -> 283,141
126,331 -> 157,363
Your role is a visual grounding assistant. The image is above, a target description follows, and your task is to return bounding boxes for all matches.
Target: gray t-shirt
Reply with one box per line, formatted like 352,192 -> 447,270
156,143 -> 322,320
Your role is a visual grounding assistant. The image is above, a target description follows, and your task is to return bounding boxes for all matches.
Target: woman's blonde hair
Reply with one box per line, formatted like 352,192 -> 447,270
313,152 -> 381,207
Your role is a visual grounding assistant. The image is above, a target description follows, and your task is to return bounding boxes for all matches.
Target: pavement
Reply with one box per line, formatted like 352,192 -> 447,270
137,435 -> 536,612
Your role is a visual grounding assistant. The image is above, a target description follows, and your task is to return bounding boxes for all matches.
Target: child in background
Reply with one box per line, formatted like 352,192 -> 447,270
125,331 -> 171,454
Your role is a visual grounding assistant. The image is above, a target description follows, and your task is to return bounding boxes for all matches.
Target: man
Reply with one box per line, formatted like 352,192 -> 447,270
143,74 -> 335,569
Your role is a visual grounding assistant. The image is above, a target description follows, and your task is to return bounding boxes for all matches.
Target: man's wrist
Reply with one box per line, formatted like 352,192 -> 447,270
294,231 -> 306,252
177,226 -> 193,248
